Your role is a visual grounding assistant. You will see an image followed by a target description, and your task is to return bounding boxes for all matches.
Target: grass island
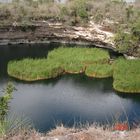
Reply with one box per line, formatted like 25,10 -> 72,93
8,47 -> 140,93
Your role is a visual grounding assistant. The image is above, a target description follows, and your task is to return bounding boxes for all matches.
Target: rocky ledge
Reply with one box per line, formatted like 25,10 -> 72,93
0,21 -> 115,50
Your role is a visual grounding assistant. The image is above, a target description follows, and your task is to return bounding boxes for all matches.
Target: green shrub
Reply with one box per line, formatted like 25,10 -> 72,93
0,82 -> 14,121
70,0 -> 88,19
114,16 -> 140,56
131,19 -> 140,38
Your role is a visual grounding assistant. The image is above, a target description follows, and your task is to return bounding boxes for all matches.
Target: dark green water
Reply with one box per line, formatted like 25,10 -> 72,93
0,43 -> 140,132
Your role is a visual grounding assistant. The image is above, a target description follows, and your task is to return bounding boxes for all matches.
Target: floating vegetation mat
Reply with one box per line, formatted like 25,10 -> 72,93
8,47 -> 140,93
8,47 -> 110,81
85,63 -> 113,78
8,58 -> 63,81
113,58 -> 140,93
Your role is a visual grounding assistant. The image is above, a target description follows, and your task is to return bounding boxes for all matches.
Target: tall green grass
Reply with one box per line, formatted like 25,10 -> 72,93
8,47 -> 110,81
7,47 -> 140,93
8,58 -> 63,81
85,63 -> 113,78
0,83 -> 32,137
0,114 -> 32,137
113,58 -> 140,93
47,47 -> 109,64
0,82 -> 14,121
48,47 -> 110,73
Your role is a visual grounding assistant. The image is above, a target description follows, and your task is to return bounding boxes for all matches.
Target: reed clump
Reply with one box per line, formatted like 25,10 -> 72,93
113,58 -> 140,93
47,47 -> 110,73
8,47 -> 110,81
85,63 -> 113,78
7,47 -> 140,93
8,58 -> 63,81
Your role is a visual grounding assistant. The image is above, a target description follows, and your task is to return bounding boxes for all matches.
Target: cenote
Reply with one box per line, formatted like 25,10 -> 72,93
0,43 -> 140,132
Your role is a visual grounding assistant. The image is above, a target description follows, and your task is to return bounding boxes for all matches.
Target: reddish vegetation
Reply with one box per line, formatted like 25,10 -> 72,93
113,123 -> 129,131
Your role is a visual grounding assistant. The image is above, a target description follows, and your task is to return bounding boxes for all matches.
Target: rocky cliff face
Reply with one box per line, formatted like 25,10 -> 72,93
0,21 -> 114,50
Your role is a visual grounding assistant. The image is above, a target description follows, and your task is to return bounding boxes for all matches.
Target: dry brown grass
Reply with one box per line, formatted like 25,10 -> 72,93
46,125 -> 140,140
2,125 -> 140,140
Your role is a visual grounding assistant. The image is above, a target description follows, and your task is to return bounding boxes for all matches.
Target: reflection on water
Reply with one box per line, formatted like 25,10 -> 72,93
0,43 -> 57,77
0,44 -> 140,132
7,75 -> 140,132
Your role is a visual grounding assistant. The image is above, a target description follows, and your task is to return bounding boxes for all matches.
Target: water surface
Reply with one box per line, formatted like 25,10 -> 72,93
0,44 -> 140,132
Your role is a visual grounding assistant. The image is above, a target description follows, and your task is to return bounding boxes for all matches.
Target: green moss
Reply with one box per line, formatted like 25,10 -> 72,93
113,58 -> 140,93
85,63 -> 113,78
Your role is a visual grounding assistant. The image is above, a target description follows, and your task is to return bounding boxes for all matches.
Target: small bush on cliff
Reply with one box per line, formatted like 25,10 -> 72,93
64,0 -> 89,25
114,19 -> 140,56
114,31 -> 139,53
